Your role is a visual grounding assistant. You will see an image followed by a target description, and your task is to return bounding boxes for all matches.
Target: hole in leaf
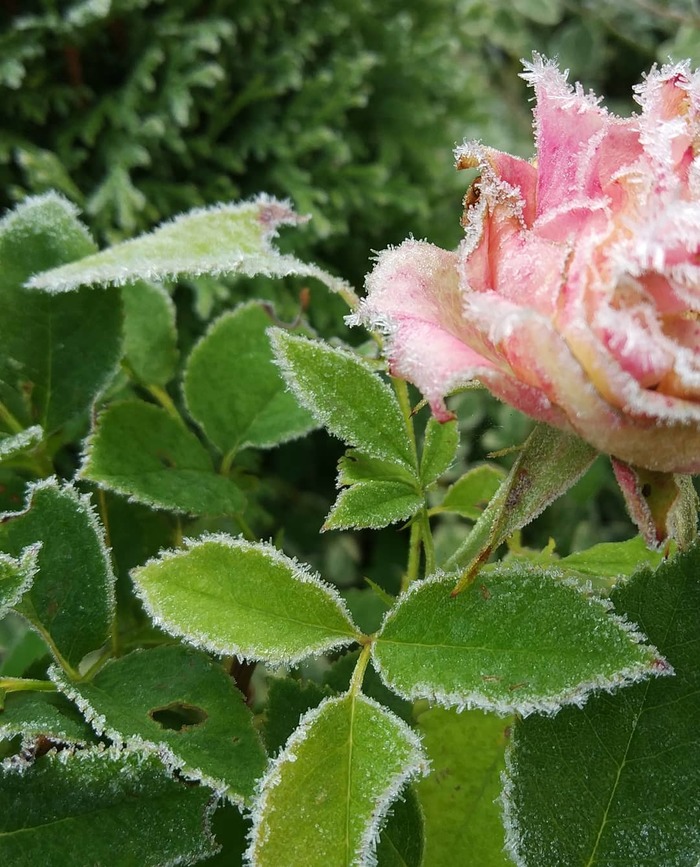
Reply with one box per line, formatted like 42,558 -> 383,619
149,702 -> 208,731
641,483 -> 652,497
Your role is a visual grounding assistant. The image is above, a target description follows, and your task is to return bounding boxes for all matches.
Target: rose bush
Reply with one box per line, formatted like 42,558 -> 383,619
352,55 -> 700,474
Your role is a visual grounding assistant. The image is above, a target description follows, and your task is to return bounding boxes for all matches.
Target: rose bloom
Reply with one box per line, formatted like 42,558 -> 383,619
351,56 -> 700,474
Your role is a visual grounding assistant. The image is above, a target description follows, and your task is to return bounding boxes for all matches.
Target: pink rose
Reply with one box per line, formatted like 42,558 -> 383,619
351,56 -> 700,474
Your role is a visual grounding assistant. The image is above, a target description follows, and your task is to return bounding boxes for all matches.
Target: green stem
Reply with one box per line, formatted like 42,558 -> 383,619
146,384 -> 183,423
419,507 -> 436,576
0,677 -> 56,694
78,646 -> 113,682
220,447 -> 237,477
403,519 -> 422,593
0,400 -> 24,435
349,643 -> 372,696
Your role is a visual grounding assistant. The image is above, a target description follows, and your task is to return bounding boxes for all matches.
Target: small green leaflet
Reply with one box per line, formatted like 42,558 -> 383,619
0,747 -> 217,865
27,195 -> 351,297
51,645 -> 267,806
444,424 -> 597,589
270,329 -> 418,472
121,281 -> 178,387
323,481 -> 423,531
437,463 -> 506,520
0,479 -> 115,672
183,302 -> 316,458
0,689 -> 95,745
246,692 -> 429,867
372,564 -> 665,716
416,707 -> 511,866
419,418 -> 459,488
131,535 -> 362,664
503,543 -> 700,866
80,400 -> 246,516
0,546 -> 39,619
0,193 -> 122,435
0,427 -> 44,466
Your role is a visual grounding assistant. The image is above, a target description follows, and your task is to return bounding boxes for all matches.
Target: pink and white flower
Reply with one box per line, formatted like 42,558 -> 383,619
352,56 -> 700,474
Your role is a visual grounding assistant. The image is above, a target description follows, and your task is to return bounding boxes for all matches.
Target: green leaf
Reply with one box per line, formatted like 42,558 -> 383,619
444,424 -> 597,587
131,535 -> 361,664
271,330 -> 418,472
324,648 -> 413,724
375,785 -> 424,867
0,546 -> 39,618
183,302 -> 315,457
420,418 -> 459,487
337,450 -> 418,487
0,194 -> 122,434
0,479 -> 115,671
324,481 -> 423,531
504,543 -> 700,866
27,196 -> 351,296
0,689 -> 95,744
121,281 -> 178,387
247,692 -> 428,867
416,707 -> 511,867
373,565 -> 665,715
80,400 -> 246,516
439,463 -> 507,520
557,535 -> 665,591
0,747 -> 217,865
51,645 -> 266,806
0,426 -> 43,466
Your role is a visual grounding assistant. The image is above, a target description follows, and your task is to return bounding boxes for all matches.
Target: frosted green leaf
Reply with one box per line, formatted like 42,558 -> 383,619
0,546 -> 39,618
0,479 -> 115,671
80,400 -> 246,516
444,424 -> 597,585
375,786 -> 424,867
420,418 -> 459,487
438,463 -> 506,520
51,645 -> 266,806
246,693 -> 429,867
504,543 -> 700,867
121,280 -> 178,386
183,302 -> 315,457
324,481 -> 423,531
0,427 -> 43,466
131,535 -> 361,664
0,689 -> 95,744
337,450 -> 418,487
416,707 -> 511,867
0,747 -> 217,865
27,195 -> 351,296
0,193 -> 122,434
373,565 -> 665,716
271,329 -> 418,472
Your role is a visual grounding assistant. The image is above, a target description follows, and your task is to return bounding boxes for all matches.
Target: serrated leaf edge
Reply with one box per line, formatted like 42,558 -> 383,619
0,543 -> 41,617
269,328 -> 416,471
244,692 -> 429,867
372,569 -> 670,717
49,660 -> 259,808
130,533 -> 362,665
0,426 -> 44,461
0,477 -> 117,628
324,481 -> 423,531
26,194 -> 351,296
